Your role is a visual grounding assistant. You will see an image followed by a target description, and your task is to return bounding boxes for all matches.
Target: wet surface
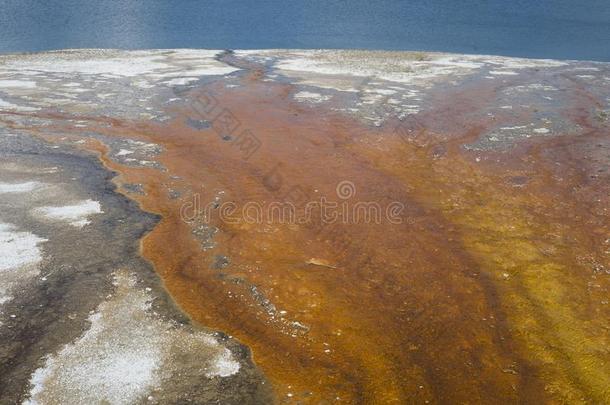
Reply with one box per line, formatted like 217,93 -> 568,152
0,120 -> 270,402
0,49 -> 609,404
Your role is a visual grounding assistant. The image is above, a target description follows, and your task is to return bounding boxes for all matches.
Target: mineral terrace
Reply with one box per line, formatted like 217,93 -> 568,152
0,49 -> 608,404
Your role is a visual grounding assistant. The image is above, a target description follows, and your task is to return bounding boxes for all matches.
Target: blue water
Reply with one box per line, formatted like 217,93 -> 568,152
1,0 -> 609,61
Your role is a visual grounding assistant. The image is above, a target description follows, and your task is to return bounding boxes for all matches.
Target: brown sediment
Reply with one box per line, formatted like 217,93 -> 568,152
8,63 -> 610,403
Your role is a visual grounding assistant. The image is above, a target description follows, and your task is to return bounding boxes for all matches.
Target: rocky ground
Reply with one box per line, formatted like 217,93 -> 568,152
0,49 -> 608,404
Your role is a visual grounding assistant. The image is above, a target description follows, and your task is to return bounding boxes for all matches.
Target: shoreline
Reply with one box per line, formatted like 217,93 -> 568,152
0,48 -> 608,403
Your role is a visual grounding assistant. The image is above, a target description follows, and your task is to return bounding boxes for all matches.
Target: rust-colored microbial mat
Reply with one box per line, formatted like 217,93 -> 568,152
0,50 -> 608,404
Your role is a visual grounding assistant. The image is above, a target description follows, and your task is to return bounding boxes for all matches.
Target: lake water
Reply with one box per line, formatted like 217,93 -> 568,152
1,0 -> 609,61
